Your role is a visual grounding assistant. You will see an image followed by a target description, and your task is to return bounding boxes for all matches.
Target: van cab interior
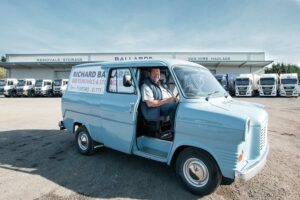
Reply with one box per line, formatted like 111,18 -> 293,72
131,67 -> 180,161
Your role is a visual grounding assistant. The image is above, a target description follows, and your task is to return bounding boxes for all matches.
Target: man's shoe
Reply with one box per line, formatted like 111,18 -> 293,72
160,132 -> 173,141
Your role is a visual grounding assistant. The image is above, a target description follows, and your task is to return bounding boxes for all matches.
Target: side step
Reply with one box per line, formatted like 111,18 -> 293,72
133,136 -> 173,163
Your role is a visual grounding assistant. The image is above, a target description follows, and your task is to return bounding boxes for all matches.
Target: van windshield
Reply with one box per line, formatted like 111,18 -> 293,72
54,80 -> 62,86
173,65 -> 225,98
281,79 -> 297,84
0,80 -> 5,86
17,80 -> 25,86
260,78 -> 275,85
35,80 -> 43,87
236,78 -> 249,86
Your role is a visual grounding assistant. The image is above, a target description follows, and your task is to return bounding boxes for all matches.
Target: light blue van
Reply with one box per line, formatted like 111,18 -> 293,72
59,59 -> 269,196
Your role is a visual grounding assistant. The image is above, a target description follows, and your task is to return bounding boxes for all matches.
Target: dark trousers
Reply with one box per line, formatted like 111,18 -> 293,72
160,102 -> 178,131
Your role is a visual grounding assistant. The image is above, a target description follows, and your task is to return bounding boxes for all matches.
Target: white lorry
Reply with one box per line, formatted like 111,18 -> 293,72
0,79 -> 5,95
53,79 -> 68,97
235,74 -> 260,96
16,79 -> 36,97
279,73 -> 298,97
258,74 -> 279,97
3,78 -> 18,97
34,79 -> 53,97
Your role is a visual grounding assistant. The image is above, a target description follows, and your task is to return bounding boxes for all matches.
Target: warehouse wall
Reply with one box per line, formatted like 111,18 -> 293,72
205,66 -> 264,75
10,68 -> 71,79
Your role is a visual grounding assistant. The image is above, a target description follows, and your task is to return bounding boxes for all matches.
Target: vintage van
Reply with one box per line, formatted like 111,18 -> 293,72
60,59 -> 269,196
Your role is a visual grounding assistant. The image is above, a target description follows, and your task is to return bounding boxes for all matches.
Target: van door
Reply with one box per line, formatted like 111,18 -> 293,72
100,67 -> 139,154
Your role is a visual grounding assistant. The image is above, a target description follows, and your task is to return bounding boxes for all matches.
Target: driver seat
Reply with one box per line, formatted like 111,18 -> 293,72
142,114 -> 172,140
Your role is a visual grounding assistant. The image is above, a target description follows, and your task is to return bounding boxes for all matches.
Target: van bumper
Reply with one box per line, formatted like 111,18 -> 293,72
235,145 -> 269,182
58,121 -> 66,130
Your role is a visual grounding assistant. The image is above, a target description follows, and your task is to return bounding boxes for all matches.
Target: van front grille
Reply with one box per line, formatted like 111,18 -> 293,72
260,123 -> 267,151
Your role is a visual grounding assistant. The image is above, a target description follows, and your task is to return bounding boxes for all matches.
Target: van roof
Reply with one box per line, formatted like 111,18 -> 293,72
73,59 -> 205,69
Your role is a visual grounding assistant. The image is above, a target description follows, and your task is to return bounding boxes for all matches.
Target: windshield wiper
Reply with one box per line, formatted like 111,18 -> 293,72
205,91 -> 219,101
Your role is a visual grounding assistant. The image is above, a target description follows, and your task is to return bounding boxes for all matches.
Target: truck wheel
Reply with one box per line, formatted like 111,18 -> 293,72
176,148 -> 222,196
11,91 -> 17,97
75,126 -> 96,155
29,90 -> 34,97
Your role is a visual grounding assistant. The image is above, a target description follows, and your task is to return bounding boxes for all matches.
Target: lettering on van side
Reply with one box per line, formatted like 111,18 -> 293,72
68,66 -> 106,94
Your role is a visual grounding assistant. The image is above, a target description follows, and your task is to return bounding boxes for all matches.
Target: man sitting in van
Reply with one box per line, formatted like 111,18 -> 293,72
141,68 -> 179,137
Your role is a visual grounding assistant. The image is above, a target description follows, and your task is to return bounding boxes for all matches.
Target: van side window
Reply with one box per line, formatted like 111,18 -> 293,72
108,68 -> 135,94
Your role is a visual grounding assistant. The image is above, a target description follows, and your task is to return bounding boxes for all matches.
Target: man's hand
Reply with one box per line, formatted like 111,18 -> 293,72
173,96 -> 179,103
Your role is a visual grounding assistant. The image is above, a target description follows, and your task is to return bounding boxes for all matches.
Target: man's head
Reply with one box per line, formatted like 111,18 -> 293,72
150,68 -> 160,84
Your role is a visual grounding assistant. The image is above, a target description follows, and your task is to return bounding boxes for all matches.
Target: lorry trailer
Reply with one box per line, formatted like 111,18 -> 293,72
214,74 -> 236,96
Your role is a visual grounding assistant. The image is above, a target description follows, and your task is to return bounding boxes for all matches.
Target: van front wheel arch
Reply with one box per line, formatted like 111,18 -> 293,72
75,126 -> 96,155
176,147 -> 222,196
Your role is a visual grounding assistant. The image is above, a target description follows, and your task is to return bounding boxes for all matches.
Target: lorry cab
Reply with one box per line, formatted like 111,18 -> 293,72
16,78 -> 36,97
279,73 -> 298,97
258,74 -> 279,97
3,78 -> 18,97
53,79 -> 69,97
24,79 -> 36,97
0,79 -> 5,95
16,79 -> 25,97
34,79 -> 53,97
235,74 -> 260,96
17,78 -> 35,97
60,59 -> 269,196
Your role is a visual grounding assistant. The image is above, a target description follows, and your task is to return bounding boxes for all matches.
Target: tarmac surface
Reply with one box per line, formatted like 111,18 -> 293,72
0,97 -> 299,200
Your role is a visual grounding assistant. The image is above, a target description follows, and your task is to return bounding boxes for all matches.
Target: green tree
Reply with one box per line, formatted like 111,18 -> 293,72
0,67 -> 6,78
1,56 -> 6,62
265,63 -> 300,79
0,56 -> 7,78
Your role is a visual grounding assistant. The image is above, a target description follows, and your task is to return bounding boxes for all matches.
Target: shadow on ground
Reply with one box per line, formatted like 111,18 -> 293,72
0,129 -> 199,199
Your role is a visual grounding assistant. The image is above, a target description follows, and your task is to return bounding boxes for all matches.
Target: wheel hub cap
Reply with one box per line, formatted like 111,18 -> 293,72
78,132 -> 89,150
183,158 -> 209,187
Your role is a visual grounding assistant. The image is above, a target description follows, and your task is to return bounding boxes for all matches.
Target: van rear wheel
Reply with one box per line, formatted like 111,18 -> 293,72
176,147 -> 222,196
75,126 -> 96,155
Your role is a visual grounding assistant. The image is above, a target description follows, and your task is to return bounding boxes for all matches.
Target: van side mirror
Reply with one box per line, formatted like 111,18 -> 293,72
123,75 -> 132,87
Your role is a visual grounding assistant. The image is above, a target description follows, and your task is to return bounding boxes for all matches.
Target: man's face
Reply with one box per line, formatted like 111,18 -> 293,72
150,68 -> 160,83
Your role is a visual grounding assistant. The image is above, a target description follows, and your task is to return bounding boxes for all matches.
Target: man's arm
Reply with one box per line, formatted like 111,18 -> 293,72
145,97 -> 177,107
141,83 -> 178,107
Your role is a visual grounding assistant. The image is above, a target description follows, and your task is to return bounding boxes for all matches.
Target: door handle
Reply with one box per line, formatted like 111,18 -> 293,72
129,102 -> 135,113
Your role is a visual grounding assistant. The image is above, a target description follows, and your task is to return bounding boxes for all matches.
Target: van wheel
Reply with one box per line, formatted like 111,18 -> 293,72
75,126 -> 96,155
176,148 -> 221,196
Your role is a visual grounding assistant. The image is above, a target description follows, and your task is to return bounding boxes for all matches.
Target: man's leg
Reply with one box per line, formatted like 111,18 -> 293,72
160,102 -> 178,131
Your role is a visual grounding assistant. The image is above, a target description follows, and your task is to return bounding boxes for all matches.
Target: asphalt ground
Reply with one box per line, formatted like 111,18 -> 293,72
0,96 -> 299,200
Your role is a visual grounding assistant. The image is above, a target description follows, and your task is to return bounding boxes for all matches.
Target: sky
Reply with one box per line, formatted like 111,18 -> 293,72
0,0 -> 300,65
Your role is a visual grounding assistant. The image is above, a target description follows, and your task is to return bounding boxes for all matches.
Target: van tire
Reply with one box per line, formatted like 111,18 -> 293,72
176,147 -> 221,196
75,126 -> 96,155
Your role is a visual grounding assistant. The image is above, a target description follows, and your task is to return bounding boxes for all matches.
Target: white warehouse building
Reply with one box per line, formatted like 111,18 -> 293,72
0,52 -> 273,79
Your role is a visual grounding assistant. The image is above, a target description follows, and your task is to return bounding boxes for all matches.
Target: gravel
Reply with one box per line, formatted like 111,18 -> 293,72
0,97 -> 299,200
